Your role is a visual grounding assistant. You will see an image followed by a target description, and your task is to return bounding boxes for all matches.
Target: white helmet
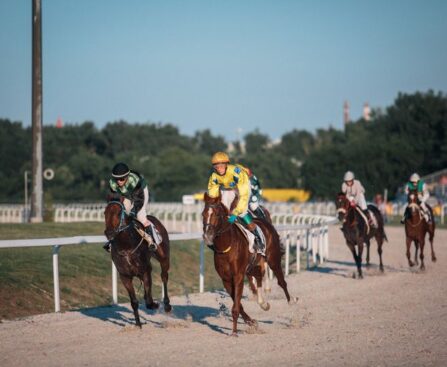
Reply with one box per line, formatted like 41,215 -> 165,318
344,171 -> 355,181
409,173 -> 420,182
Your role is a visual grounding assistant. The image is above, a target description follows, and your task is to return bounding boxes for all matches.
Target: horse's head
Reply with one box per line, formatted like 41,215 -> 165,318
335,192 -> 351,222
202,192 -> 229,245
407,189 -> 420,214
104,194 -> 128,240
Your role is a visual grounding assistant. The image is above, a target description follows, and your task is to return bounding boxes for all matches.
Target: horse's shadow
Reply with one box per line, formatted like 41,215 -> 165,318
310,260 -> 407,277
78,297 -> 231,335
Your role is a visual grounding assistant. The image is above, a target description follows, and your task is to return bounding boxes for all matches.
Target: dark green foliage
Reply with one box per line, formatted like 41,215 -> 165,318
0,90 -> 445,203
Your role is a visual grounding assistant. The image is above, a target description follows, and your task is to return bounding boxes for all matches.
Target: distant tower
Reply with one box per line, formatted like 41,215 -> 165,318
343,100 -> 350,126
363,102 -> 371,121
56,116 -> 63,128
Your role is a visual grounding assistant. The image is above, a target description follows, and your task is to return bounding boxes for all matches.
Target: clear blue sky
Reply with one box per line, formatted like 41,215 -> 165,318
0,0 -> 446,141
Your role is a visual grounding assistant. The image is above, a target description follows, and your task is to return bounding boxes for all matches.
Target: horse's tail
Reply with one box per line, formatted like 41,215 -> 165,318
368,204 -> 388,242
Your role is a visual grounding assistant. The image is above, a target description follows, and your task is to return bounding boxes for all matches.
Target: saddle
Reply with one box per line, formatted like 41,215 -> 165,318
133,219 -> 163,250
234,222 -> 266,255
354,207 -> 377,235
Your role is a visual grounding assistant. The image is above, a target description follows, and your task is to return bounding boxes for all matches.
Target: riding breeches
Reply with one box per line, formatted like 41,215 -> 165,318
123,187 -> 150,226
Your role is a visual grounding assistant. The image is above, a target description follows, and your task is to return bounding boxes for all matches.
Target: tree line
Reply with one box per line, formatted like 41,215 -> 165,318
0,90 -> 445,203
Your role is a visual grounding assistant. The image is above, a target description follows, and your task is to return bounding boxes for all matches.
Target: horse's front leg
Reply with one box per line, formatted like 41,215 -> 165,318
414,240 -> 419,266
222,278 -> 254,332
232,274 -> 247,336
365,239 -> 371,267
406,237 -> 414,267
120,275 -> 142,328
419,238 -> 425,271
356,242 -> 364,278
142,266 -> 159,310
160,258 -> 172,313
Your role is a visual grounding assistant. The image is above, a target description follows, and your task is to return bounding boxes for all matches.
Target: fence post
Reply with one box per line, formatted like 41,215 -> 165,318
112,262 -> 118,304
306,228 -> 310,270
284,231 -> 290,276
52,245 -> 61,312
296,230 -> 301,273
199,240 -> 205,293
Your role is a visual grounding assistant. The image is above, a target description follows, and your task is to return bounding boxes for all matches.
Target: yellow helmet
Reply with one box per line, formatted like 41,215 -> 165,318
211,152 -> 230,165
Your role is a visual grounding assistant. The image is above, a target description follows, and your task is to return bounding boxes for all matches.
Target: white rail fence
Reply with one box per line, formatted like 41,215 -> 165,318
0,214 -> 337,313
2,201 -> 446,225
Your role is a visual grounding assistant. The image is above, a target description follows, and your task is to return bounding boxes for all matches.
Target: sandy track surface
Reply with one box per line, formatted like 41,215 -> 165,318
1,226 -> 446,367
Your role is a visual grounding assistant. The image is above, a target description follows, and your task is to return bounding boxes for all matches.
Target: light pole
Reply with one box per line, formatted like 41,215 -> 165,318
30,0 -> 43,222
24,170 -> 30,222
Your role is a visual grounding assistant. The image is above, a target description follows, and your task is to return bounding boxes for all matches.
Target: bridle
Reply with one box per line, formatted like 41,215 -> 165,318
407,194 -> 423,227
105,200 -> 130,241
203,202 -> 232,239
336,196 -> 351,223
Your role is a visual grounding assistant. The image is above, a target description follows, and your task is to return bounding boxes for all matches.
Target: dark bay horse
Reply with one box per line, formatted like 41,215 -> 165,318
104,196 -> 171,328
336,193 -> 387,278
404,189 -> 436,270
202,193 -> 293,336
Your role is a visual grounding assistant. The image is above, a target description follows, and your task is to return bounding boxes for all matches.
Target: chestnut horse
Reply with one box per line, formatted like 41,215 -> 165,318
404,189 -> 436,270
202,193 -> 293,336
104,196 -> 171,328
336,192 -> 387,278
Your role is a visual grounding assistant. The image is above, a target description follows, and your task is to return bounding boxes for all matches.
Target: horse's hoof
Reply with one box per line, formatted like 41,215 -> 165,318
260,302 -> 270,311
247,319 -> 258,327
409,261 -> 414,267
288,297 -> 299,305
264,288 -> 272,293
230,332 -> 238,337
380,267 -> 384,273
164,304 -> 172,313
352,272 -> 356,279
432,257 -> 437,262
146,302 -> 159,310
358,273 -> 364,279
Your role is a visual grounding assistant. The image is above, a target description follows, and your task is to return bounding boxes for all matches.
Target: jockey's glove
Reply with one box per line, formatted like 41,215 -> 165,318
228,214 -> 237,224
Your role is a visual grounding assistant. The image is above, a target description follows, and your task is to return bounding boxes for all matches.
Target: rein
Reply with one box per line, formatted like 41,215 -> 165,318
105,201 -> 146,256
204,202 -> 234,254
406,202 -> 423,227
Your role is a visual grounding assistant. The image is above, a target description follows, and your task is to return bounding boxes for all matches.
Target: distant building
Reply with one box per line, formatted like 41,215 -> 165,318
363,102 -> 371,121
56,116 -> 63,128
343,100 -> 350,126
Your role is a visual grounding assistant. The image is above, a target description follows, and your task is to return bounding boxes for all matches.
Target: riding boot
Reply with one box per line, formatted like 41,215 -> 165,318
254,207 -> 266,221
363,209 -> 376,228
103,241 -> 111,253
144,226 -> 157,251
247,222 -> 265,256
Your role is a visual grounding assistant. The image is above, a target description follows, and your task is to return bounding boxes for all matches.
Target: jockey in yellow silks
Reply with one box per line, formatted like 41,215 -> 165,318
207,152 -> 265,255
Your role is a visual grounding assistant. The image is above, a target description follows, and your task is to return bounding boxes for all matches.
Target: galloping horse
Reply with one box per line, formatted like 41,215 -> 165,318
404,189 -> 436,270
336,193 -> 387,278
104,195 -> 171,328
202,193 -> 293,336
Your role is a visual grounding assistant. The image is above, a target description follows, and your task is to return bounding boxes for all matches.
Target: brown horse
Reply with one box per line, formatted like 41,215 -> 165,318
104,196 -> 171,328
202,193 -> 293,336
335,192 -> 387,278
404,189 -> 436,270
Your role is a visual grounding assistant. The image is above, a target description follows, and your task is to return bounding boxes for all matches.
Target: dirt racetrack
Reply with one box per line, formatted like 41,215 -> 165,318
1,225 -> 446,367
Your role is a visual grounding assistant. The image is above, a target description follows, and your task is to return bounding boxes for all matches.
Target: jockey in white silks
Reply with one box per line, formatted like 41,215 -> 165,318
341,171 -> 376,227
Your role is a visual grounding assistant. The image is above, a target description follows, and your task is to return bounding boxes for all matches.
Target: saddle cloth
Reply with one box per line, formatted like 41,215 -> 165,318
354,207 -> 378,235
234,222 -> 266,254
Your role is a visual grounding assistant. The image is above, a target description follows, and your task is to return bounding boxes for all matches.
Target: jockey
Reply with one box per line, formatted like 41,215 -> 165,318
104,162 -> 162,251
341,171 -> 376,227
245,168 -> 265,220
401,173 -> 431,223
207,152 -> 265,255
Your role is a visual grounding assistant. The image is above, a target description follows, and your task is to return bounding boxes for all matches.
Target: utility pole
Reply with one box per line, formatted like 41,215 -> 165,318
30,0 -> 43,222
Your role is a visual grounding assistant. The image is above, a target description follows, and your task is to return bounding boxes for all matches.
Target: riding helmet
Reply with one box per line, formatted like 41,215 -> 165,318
343,171 -> 355,181
211,152 -> 230,165
112,162 -> 130,178
409,173 -> 420,182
